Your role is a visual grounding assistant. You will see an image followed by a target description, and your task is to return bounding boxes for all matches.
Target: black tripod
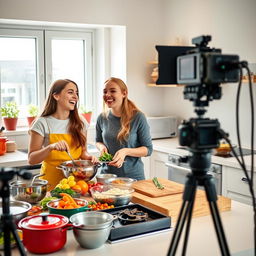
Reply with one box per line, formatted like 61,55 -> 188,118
167,150 -> 230,256
0,167 -> 32,256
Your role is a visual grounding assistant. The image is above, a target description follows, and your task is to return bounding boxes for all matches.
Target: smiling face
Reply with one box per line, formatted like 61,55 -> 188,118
103,80 -> 127,113
53,82 -> 79,112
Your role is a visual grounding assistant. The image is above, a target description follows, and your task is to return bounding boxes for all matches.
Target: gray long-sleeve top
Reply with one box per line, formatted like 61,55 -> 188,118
96,111 -> 153,180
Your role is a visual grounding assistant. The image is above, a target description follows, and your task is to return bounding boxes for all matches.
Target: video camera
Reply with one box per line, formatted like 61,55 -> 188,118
156,35 -> 240,108
156,35 -> 240,149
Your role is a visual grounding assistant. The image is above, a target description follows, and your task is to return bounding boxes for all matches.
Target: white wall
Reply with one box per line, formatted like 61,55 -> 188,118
161,0 -> 256,147
0,0 -> 166,116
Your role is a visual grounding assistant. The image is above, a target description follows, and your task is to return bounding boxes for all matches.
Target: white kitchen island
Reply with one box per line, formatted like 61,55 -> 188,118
11,201 -> 254,256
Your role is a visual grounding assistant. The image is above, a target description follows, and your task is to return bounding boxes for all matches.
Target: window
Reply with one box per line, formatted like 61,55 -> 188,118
0,27 -> 93,126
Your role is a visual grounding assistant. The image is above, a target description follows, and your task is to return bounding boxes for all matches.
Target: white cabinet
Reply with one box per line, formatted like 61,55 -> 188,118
142,157 -> 151,179
150,151 -> 169,179
222,165 -> 256,205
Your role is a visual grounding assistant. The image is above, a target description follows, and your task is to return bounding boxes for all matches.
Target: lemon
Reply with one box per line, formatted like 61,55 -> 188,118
60,178 -> 68,185
68,175 -> 75,181
68,180 -> 76,187
62,184 -> 70,189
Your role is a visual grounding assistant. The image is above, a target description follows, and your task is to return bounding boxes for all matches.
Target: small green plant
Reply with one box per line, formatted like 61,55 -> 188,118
1,102 -> 20,118
27,104 -> 39,117
79,105 -> 92,114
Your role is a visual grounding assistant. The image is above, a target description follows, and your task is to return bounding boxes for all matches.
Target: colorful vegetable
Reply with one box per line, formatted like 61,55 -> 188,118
99,152 -> 113,161
152,177 -> 165,190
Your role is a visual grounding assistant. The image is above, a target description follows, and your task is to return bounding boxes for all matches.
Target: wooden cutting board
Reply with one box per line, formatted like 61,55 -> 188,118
132,178 -> 184,197
132,186 -> 231,222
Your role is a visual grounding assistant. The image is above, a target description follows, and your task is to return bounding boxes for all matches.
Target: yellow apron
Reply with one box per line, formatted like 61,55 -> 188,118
41,133 -> 82,191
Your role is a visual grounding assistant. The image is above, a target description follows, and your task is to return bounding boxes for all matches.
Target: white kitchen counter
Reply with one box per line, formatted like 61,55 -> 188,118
0,150 -> 28,167
0,144 -> 100,168
152,137 -> 256,171
11,201 -> 254,256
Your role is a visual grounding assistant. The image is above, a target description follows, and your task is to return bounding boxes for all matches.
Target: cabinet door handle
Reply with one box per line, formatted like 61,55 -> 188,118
241,177 -> 249,183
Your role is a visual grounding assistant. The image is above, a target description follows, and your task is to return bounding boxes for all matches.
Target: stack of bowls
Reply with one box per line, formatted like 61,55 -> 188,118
70,211 -> 114,249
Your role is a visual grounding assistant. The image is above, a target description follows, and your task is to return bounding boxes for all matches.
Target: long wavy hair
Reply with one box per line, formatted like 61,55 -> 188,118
41,79 -> 86,148
103,77 -> 140,143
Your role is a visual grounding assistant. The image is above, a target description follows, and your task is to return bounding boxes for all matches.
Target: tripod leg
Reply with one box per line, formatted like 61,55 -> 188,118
168,174 -> 197,256
167,200 -> 192,256
204,176 -> 230,256
10,222 -> 26,256
181,189 -> 196,256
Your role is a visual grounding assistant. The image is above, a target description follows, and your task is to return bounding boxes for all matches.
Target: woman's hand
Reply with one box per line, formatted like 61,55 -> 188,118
109,148 -> 127,168
50,140 -> 69,152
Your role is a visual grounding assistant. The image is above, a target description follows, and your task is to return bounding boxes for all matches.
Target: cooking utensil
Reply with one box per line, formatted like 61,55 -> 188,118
70,211 -> 114,249
0,201 -> 32,225
66,150 -> 80,167
57,160 -> 101,181
18,214 -> 69,254
30,173 -> 44,186
47,198 -> 89,218
9,179 -> 48,204
90,184 -> 134,207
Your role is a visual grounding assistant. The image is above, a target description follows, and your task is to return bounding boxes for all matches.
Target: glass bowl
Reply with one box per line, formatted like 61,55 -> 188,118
89,185 -> 134,207
104,177 -> 137,188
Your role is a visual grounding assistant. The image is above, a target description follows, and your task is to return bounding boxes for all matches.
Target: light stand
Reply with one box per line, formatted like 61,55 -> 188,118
0,167 -> 32,256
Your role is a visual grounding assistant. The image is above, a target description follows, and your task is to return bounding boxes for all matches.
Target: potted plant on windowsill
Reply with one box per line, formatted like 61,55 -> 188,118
79,105 -> 92,124
1,102 -> 20,131
27,104 -> 39,127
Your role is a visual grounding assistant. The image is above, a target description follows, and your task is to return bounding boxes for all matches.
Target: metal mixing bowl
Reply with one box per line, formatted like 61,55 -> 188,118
96,173 -> 117,184
9,179 -> 48,204
90,184 -> 134,207
70,211 -> 114,249
105,177 -> 137,187
58,160 -> 100,181
0,200 -> 31,225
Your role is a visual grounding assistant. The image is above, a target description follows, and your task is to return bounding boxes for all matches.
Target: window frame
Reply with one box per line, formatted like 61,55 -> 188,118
0,25 -> 94,127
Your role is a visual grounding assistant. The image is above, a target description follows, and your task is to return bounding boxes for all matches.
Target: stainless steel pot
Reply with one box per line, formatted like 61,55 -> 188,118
9,178 -> 48,204
57,160 -> 101,181
70,211 -> 114,249
0,200 -> 32,225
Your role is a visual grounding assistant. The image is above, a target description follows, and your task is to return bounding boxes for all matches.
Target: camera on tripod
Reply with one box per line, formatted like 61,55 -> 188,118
156,35 -> 240,107
179,118 -> 221,150
156,35 -> 240,151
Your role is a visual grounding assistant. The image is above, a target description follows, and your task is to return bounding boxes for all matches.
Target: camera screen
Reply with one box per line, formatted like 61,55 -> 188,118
179,56 -> 196,80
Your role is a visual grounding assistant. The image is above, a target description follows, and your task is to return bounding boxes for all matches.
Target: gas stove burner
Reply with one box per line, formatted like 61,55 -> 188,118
118,208 -> 149,225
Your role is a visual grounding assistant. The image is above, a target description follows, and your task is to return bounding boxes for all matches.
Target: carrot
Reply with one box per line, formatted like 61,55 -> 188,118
59,193 -> 78,207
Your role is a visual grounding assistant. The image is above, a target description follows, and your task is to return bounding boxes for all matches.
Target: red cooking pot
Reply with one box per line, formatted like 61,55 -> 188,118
0,136 -> 8,155
18,214 -> 70,254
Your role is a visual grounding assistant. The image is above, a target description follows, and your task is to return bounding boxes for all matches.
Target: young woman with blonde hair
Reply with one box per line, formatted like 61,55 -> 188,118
96,77 -> 153,180
28,79 -> 98,190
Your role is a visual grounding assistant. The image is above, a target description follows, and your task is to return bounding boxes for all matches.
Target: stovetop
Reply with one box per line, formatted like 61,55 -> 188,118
100,204 -> 171,242
177,146 -> 256,158
215,147 -> 256,158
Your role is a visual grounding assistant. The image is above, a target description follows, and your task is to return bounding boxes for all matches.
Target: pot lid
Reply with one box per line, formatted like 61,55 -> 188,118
19,214 -> 69,230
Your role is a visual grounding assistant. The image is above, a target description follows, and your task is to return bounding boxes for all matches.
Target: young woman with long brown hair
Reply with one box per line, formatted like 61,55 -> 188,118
96,77 -> 153,180
28,79 -> 98,190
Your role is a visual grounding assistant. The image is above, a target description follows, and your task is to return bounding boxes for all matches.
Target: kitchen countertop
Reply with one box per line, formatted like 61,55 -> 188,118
11,200 -> 254,256
152,137 -> 256,171
0,144 -> 100,168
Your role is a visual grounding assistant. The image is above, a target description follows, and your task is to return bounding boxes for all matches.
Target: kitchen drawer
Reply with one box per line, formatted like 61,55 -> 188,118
223,166 -> 256,205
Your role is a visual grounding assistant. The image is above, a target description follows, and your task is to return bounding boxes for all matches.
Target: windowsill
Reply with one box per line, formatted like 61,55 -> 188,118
3,127 -> 29,136
2,123 -> 96,136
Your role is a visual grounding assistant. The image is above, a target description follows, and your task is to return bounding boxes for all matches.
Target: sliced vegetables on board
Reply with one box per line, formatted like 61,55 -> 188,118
152,177 -> 165,190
